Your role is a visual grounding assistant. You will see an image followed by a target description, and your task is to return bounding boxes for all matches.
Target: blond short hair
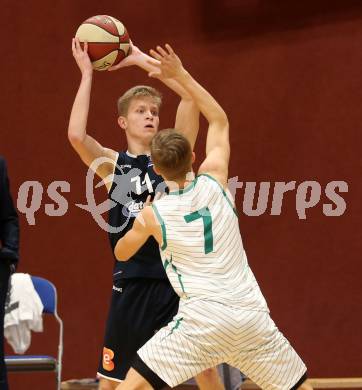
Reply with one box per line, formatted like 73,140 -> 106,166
117,85 -> 162,116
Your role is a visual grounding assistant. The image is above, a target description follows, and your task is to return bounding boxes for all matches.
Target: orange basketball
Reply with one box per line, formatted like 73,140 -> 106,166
75,15 -> 131,71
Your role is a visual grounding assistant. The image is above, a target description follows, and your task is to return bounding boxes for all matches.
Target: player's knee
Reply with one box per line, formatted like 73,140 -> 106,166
195,367 -> 224,387
120,368 -> 154,390
197,366 -> 217,378
98,377 -> 119,390
124,380 -> 153,390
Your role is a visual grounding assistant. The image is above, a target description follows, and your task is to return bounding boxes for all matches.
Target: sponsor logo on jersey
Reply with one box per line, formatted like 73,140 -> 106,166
122,200 -> 145,217
128,201 -> 144,212
102,347 -> 115,371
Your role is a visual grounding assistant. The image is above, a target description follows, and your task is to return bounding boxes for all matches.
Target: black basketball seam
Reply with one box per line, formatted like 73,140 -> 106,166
108,16 -> 128,37
93,50 -> 119,61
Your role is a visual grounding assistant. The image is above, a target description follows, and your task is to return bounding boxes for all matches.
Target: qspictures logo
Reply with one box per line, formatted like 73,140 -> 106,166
16,157 -> 348,232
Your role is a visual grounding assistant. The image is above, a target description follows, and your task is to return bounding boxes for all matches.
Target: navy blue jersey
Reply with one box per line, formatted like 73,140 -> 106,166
108,151 -> 167,281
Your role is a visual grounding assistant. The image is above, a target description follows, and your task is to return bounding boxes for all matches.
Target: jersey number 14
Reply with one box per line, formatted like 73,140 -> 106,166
131,173 -> 153,195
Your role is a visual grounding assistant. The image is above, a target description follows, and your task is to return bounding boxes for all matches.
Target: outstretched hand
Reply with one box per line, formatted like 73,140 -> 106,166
108,40 -> 137,71
148,44 -> 186,80
72,37 -> 93,76
108,41 -> 159,71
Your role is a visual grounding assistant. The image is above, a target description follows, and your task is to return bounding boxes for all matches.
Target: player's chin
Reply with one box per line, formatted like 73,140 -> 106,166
143,127 -> 157,136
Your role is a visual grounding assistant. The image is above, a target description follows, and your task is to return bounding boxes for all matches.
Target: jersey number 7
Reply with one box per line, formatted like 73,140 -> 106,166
184,207 -> 213,254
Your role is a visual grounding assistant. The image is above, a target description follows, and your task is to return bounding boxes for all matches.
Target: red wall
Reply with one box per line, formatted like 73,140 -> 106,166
2,1 -> 362,388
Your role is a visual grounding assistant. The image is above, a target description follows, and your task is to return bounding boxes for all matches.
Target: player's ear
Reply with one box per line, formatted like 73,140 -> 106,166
191,152 -> 196,163
118,116 -> 127,130
153,164 -> 160,175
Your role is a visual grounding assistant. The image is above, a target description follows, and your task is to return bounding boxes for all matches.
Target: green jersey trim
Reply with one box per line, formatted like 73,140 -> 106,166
168,178 -> 197,195
197,173 -> 238,216
167,317 -> 184,337
164,255 -> 186,294
151,204 -> 167,250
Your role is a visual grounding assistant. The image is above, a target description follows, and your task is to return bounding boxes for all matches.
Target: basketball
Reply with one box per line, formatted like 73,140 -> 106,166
75,15 -> 131,71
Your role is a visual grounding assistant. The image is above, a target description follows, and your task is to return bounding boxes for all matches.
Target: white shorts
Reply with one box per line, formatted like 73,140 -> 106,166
138,299 -> 307,389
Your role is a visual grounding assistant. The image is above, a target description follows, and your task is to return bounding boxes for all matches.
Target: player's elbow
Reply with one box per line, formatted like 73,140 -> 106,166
218,112 -> 229,127
116,256 -> 129,262
67,127 -> 85,147
114,243 -> 131,262
67,133 -> 81,148
212,112 -> 229,130
113,238 -> 132,261
114,252 -> 129,262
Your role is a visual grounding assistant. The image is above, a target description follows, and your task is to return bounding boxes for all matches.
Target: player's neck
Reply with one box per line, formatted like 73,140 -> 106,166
166,172 -> 196,193
126,141 -> 150,156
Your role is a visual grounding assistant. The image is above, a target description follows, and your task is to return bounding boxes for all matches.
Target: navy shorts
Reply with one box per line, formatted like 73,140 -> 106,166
97,278 -> 179,382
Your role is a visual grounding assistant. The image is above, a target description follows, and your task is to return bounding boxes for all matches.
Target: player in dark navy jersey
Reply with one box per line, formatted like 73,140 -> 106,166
108,152 -> 167,281
69,38 -> 224,390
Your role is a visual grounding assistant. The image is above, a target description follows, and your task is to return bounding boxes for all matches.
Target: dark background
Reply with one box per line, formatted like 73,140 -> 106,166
1,0 -> 361,388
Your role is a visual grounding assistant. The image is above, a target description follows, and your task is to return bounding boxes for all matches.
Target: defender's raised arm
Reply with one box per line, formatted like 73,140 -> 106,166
149,44 -> 230,186
109,42 -> 200,150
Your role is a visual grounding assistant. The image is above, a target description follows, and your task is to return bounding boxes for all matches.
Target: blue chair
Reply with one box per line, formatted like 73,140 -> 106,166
5,276 -> 63,390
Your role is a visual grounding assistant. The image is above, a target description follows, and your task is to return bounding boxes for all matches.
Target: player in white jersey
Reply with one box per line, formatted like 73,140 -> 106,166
113,44 -> 313,390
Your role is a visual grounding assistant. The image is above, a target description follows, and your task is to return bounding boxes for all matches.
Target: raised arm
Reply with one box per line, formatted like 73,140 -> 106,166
109,43 -> 200,150
149,45 -> 229,187
68,38 -> 117,188
173,96 -> 200,151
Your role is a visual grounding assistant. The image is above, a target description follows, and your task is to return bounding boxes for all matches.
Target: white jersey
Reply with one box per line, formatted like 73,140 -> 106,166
152,174 -> 268,312
141,174 -> 307,389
